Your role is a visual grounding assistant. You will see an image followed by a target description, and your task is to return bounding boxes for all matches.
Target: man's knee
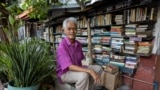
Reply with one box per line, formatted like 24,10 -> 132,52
95,65 -> 103,74
78,72 -> 89,82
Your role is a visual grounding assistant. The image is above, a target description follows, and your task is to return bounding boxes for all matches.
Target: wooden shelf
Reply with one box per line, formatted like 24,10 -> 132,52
105,2 -> 155,14
137,53 -> 152,57
129,20 -> 157,24
142,36 -> 154,41
53,33 -> 62,35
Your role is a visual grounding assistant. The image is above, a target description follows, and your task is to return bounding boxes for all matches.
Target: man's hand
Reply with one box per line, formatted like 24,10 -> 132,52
69,65 -> 102,85
88,69 -> 101,85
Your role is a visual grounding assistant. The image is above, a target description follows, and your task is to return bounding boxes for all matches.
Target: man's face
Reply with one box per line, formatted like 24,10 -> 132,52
64,21 -> 77,40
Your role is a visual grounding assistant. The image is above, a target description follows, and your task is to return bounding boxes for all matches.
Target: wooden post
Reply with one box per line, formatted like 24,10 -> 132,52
84,16 -> 93,64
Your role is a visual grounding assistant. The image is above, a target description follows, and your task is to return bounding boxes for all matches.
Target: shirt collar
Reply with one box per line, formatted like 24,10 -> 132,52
64,37 -> 78,47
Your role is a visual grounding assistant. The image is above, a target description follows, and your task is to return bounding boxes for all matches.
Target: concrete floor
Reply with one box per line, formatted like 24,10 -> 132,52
0,81 -> 4,90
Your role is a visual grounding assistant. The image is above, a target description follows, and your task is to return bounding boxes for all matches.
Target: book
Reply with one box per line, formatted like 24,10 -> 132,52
110,61 -> 125,67
125,63 -> 137,69
102,64 -> 119,74
137,30 -> 153,38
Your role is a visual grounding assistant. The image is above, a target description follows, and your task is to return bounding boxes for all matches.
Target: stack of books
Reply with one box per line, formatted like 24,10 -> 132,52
93,44 -> 110,65
136,24 -> 152,38
94,54 -> 103,65
94,54 -> 110,65
102,54 -> 110,64
110,52 -> 125,67
102,46 -> 111,52
76,29 -> 82,35
111,37 -> 124,51
137,42 -> 152,55
110,26 -> 124,37
55,35 -> 62,43
81,29 -> 88,36
115,15 -> 124,24
101,37 -> 110,44
94,45 -> 103,53
94,28 -> 111,36
82,47 -> 88,52
76,37 -> 87,44
124,40 -> 137,54
125,56 -> 139,69
125,24 -> 137,36
92,37 -> 101,44
137,30 -> 152,38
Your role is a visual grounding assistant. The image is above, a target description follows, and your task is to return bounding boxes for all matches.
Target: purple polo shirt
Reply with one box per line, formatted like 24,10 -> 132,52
56,37 -> 85,79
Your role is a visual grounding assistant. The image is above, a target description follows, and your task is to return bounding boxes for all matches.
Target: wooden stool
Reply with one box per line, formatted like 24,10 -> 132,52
55,79 -> 75,90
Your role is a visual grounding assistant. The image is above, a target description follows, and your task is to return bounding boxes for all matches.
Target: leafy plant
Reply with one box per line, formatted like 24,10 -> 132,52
0,15 -> 54,87
0,38 -> 54,87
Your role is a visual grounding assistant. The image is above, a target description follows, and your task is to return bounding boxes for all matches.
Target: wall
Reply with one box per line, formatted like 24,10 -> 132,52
152,3 -> 160,54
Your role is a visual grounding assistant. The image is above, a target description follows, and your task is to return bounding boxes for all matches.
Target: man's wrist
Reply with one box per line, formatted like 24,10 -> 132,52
86,69 -> 92,74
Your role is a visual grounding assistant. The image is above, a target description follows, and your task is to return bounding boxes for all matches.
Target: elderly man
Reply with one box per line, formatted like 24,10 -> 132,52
56,17 -> 102,90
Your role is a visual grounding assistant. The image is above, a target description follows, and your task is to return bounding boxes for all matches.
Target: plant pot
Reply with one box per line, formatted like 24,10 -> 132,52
8,81 -> 39,90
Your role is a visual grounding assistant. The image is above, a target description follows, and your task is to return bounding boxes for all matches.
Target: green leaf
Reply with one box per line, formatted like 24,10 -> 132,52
1,3 -> 6,7
8,15 -> 15,27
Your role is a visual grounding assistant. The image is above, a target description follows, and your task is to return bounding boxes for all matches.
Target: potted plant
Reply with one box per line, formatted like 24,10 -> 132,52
0,14 -> 54,90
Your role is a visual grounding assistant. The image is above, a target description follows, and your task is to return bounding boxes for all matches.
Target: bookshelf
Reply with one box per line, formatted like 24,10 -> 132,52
46,0 -> 160,89
48,0 -> 158,74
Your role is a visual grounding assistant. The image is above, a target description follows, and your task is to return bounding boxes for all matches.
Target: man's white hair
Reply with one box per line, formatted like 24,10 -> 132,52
63,17 -> 77,29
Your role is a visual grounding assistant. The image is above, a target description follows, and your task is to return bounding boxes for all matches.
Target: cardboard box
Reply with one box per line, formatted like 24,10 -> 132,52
101,71 -> 121,90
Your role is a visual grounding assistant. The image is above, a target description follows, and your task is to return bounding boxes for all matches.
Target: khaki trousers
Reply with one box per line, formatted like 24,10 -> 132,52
61,65 -> 102,90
